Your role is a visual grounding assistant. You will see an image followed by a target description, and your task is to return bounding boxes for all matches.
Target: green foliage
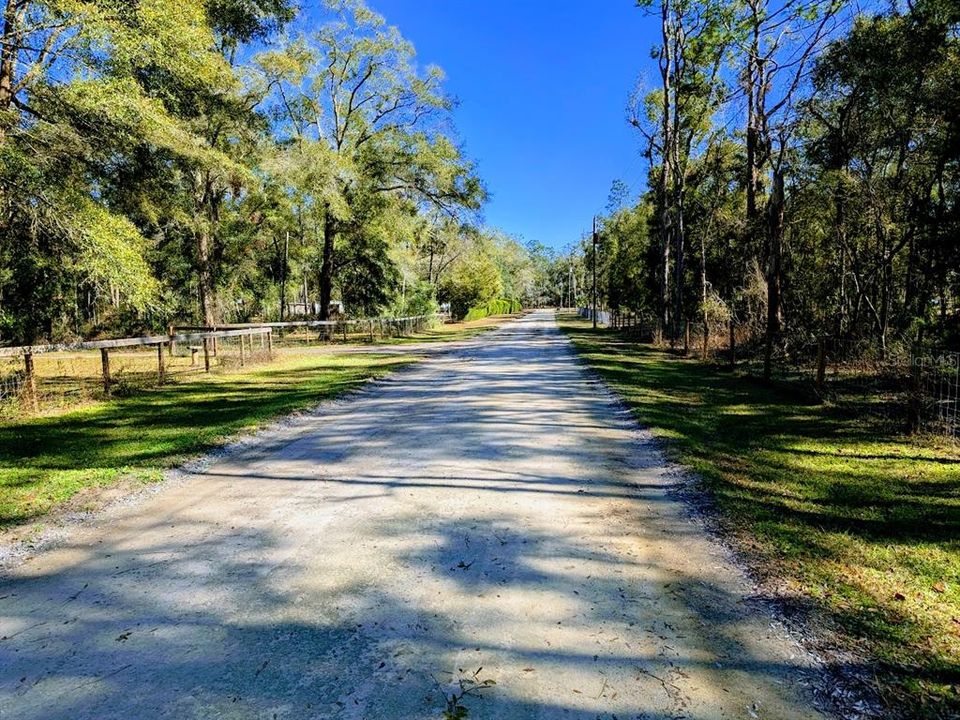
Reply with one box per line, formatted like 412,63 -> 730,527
463,298 -> 521,322
438,668 -> 496,720
0,0 -> 256,342
591,0 -> 959,364
441,243 -> 503,319
0,0 -> 507,342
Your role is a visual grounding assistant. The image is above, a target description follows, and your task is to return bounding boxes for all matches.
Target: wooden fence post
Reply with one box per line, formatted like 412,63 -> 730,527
266,330 -> 273,360
729,319 -> 736,369
157,342 -> 166,383
239,334 -> 245,367
816,338 -> 826,393
23,351 -> 38,412
342,321 -> 348,342
168,324 -> 176,356
203,338 -> 211,372
100,348 -> 111,394
369,320 -> 375,342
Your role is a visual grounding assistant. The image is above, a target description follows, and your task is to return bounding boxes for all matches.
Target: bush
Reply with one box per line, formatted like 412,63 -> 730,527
463,298 -> 521,321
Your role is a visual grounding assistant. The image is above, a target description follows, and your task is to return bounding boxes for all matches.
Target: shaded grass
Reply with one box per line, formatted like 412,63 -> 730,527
0,352 -> 412,530
558,313 -> 960,718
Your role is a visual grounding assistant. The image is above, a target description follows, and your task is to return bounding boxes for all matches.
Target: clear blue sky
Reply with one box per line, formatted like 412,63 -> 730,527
359,1 -> 658,250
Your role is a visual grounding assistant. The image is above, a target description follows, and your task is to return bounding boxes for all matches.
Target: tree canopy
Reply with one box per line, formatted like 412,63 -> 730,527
586,0 -> 959,366
0,0 -> 540,344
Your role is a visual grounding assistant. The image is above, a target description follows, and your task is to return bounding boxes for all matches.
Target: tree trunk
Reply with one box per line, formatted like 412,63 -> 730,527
834,168 -> 847,337
658,0 -> 674,341
0,0 -> 16,117
701,227 -> 709,359
319,207 -> 336,320
196,226 -> 216,326
672,186 -> 685,341
279,231 -> 289,321
194,173 -> 219,326
762,168 -> 785,380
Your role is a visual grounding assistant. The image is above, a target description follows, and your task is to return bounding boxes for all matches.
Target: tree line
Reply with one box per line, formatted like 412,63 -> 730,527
583,0 -> 959,375
0,0 -> 550,345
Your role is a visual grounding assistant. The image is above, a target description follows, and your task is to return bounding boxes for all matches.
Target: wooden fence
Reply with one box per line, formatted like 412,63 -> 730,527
0,313 -> 442,414
170,313 -> 441,345
0,327 -> 273,412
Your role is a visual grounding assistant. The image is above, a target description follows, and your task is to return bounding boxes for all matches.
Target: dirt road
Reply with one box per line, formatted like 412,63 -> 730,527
0,310 -> 823,719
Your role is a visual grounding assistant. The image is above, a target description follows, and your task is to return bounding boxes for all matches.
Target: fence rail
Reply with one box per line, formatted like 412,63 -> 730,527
0,327 -> 272,358
0,313 -> 444,416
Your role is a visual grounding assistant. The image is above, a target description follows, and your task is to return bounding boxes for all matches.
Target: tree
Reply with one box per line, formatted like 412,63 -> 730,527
735,0 -> 842,376
259,0 -> 483,320
805,0 -> 960,353
0,0 -> 236,341
632,0 -> 733,340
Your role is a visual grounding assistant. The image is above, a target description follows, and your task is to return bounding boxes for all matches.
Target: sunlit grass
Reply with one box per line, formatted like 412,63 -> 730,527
557,312 -> 960,717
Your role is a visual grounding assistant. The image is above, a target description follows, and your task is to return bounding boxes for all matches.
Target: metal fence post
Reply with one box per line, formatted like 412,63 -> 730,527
908,350 -> 922,433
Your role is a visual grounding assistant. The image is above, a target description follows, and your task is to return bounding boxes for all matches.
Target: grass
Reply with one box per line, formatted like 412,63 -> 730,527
557,312 -> 960,719
0,352 -> 413,531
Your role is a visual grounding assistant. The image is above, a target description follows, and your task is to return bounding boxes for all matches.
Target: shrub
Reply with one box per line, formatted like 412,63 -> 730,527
463,298 -> 521,321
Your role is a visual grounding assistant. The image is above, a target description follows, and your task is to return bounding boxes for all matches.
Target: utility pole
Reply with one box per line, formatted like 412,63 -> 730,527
592,216 -> 599,329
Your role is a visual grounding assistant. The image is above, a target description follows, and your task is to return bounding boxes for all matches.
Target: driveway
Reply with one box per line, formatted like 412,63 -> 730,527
0,309 -> 822,719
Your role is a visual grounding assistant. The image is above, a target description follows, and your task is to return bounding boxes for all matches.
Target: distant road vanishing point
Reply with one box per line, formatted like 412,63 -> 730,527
1,309 -> 824,719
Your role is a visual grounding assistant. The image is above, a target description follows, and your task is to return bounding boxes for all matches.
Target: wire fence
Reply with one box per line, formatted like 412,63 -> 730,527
0,313 -> 442,418
913,351 -> 960,437
757,337 -> 958,438
597,308 -> 959,439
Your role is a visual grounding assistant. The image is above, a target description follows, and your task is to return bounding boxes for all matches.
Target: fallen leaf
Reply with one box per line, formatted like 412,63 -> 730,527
894,592 -> 906,601
933,582 -> 947,594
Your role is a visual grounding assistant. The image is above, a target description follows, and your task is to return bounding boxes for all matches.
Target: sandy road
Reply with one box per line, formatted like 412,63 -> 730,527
0,310 -> 824,720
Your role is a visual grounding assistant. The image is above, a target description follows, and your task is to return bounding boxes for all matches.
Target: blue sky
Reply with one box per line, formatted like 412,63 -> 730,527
351,1 -> 658,250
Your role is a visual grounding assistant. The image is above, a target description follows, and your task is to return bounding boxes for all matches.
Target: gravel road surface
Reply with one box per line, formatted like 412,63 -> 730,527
0,309 -> 824,719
